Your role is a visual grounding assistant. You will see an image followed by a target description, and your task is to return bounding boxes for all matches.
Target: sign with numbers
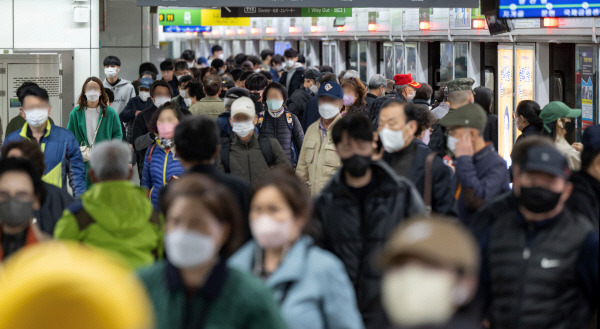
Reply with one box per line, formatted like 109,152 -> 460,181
139,0 -> 478,8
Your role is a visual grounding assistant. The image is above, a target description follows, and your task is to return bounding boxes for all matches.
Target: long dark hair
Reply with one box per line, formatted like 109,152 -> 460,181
516,100 -> 543,131
147,102 -> 186,134
474,86 -> 494,115
77,77 -> 109,116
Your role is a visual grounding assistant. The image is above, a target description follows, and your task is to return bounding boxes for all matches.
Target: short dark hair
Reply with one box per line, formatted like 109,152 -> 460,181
21,85 -> 50,106
511,135 -> 554,169
148,102 -> 185,134
186,82 -> 204,100
160,60 -> 174,71
174,116 -> 220,163
297,54 -> 306,64
174,61 -> 188,72
264,82 -> 288,102
247,56 -> 262,66
105,89 -> 115,104
332,112 -> 374,145
320,73 -> 338,84
415,83 -> 433,101
211,45 -> 223,55
178,75 -> 194,86
203,75 -> 222,97
211,59 -> 225,70
140,70 -> 157,81
181,50 -> 196,61
150,80 -> 173,97
234,53 -> 248,67
241,61 -> 254,71
283,48 -> 298,59
139,62 -> 158,77
270,54 -> 284,65
103,56 -> 121,67
320,65 -> 334,73
412,104 -> 436,136
0,157 -> 44,202
260,49 -> 274,61
240,71 -> 253,83
2,141 -> 46,176
258,70 -> 272,81
582,147 -> 600,172
17,82 -> 40,104
245,73 -> 268,91
474,86 -> 494,114
516,100 -> 543,131
230,69 -> 244,81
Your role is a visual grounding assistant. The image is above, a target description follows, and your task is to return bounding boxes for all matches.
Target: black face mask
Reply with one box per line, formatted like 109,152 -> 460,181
342,155 -> 372,177
250,93 -> 261,103
564,121 -> 575,135
518,186 -> 562,214
219,90 -> 227,99
0,199 -> 34,227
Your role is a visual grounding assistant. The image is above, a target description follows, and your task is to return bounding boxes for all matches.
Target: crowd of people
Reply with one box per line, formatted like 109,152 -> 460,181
0,46 -> 598,329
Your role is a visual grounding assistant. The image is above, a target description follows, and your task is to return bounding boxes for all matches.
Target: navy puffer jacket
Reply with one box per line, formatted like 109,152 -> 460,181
257,110 -> 304,163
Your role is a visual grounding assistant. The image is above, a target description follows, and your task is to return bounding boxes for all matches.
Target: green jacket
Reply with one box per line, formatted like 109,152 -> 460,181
67,106 -> 123,187
189,97 -> 224,119
137,260 -> 288,329
54,180 -> 164,269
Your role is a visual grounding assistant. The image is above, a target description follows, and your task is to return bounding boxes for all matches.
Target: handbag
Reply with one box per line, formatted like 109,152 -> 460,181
80,114 -> 103,162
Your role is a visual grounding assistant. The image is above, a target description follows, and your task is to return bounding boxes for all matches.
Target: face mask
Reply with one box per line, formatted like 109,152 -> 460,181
343,94 -> 356,107
447,135 -> 459,154
218,68 -> 225,75
104,67 -> 118,78
382,264 -> 456,326
406,89 -> 416,101
25,109 -> 49,128
179,89 -> 186,97
342,154 -> 372,177
319,103 -> 340,120
518,186 -> 562,214
275,65 -> 283,71
186,61 -> 194,68
184,97 -> 192,107
285,60 -> 295,69
165,228 -> 216,268
266,99 -> 284,112
86,90 -> 101,102
157,122 -> 177,139
423,128 -> 431,145
154,96 -> 171,108
139,91 -> 150,102
310,85 -> 319,94
218,53 -> 225,60
250,93 -> 262,103
250,215 -> 292,249
232,120 -> 255,138
379,127 -> 408,153
564,121 -> 575,135
0,199 -> 34,227
255,68 -> 261,73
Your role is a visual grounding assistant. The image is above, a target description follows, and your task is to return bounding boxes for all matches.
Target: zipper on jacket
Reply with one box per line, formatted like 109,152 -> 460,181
515,222 -> 535,328
163,149 -> 169,185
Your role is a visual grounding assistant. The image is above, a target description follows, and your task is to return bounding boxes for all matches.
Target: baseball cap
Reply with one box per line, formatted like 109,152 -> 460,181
222,76 -> 235,89
582,125 -> 600,150
225,87 -> 251,100
446,78 -> 475,92
539,101 -> 581,133
230,96 -> 256,119
305,68 -> 322,82
439,103 -> 488,130
393,74 -> 421,88
378,217 -> 479,274
522,145 -> 570,178
139,77 -> 153,89
317,81 -> 343,99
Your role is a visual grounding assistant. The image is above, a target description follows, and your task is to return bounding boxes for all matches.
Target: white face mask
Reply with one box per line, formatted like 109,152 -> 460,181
232,120 -> 255,138
318,103 -> 340,120
447,135 -> 459,154
179,89 -> 187,98
379,127 -> 408,153
250,215 -> 292,249
275,65 -> 283,71
25,109 -> 49,128
85,90 -> 101,102
310,85 -> 319,94
406,88 -> 416,101
255,68 -> 261,73
218,53 -> 225,60
154,96 -> 171,108
423,128 -> 431,145
104,67 -> 118,78
165,228 -> 216,268
139,91 -> 150,102
218,68 -> 225,75
382,264 -> 456,327
285,60 -> 295,69
184,97 -> 192,107
186,61 -> 194,68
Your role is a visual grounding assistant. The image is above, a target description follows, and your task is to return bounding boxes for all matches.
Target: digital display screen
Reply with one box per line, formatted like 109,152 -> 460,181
163,26 -> 212,33
499,1 -> 600,18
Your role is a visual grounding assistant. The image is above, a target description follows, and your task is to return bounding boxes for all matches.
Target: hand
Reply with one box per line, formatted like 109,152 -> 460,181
135,110 -> 141,116
454,133 -> 474,158
571,142 -> 583,153
371,132 -> 385,161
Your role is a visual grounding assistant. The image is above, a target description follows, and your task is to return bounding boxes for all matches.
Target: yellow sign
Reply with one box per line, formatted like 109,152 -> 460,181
515,48 -> 535,139
498,46 -> 514,166
201,9 -> 250,26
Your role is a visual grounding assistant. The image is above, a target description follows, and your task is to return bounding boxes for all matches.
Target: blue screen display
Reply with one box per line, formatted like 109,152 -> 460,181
163,26 -> 212,33
499,0 -> 600,18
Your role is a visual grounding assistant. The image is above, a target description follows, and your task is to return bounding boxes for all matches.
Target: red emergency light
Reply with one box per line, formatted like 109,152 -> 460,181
543,17 -> 559,28
419,21 -> 430,30
472,19 -> 486,29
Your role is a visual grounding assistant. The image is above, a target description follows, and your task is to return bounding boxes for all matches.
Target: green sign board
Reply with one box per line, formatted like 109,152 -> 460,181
300,8 -> 352,17
159,9 -> 202,26
220,7 -> 351,18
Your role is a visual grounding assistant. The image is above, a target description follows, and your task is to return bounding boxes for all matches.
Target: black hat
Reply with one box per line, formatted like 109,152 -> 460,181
582,125 -> 600,151
522,145 -> 570,178
224,87 -> 250,100
305,68 -> 322,82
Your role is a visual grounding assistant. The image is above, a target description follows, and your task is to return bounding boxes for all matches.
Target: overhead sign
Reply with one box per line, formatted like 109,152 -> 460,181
163,26 -> 212,33
498,46 -> 514,167
159,8 -> 250,26
499,0 -> 600,18
138,0 -> 478,8
221,7 -> 352,18
201,9 -> 251,26
580,47 -> 595,129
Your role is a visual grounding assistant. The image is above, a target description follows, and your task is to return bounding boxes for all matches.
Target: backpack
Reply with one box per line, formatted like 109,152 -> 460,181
220,135 -> 274,173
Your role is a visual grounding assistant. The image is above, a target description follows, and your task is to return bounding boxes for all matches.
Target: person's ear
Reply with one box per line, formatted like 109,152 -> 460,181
407,120 -> 418,136
229,117 -> 234,127
468,93 -> 474,103
561,181 -> 574,202
253,115 -> 258,125
19,108 -> 25,118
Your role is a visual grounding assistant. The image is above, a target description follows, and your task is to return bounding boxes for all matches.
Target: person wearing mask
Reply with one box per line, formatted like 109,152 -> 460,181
279,48 -> 305,97
379,101 -> 455,215
260,49 -> 274,71
54,141 -> 163,269
241,60 -> 255,72
131,62 -> 158,96
473,141 -> 598,329
209,44 -> 224,64
287,68 -> 321,122
248,56 -> 263,72
132,80 -> 173,179
218,97 -> 290,184
515,100 -> 544,144
376,216 -> 482,329
160,60 -> 179,97
174,60 -> 191,79
185,82 -> 204,108
257,82 -> 304,165
217,87 -> 252,138
141,104 -> 186,207
270,54 -> 284,83
102,56 -> 136,115
137,175 -> 288,329
296,81 -> 344,195
67,77 -> 123,188
189,75 -> 224,119
365,74 -> 386,116
120,76 -> 154,144
229,167 -> 364,329
181,49 -> 196,69
313,113 -> 425,326
4,86 -> 86,198
439,103 -> 510,226
170,75 -> 194,112
300,73 -> 338,131
211,59 -> 227,75
1,141 -> 73,235
5,82 -> 55,139
539,101 -> 582,170
341,77 -> 369,117
393,74 -> 420,102
474,86 -> 499,151
0,158 -> 47,260
413,104 -> 438,145
568,125 -> 600,230
368,77 -> 409,124
245,73 -> 269,113
436,78 -> 476,158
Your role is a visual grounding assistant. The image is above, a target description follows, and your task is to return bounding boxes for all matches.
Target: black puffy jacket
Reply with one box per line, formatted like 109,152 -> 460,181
257,110 -> 304,163
287,87 -> 313,122
312,161 -> 425,326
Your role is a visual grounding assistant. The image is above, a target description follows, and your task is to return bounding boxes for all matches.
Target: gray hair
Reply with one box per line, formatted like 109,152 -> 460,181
368,74 -> 387,90
394,84 -> 410,94
343,70 -> 360,80
89,141 -> 131,181
224,97 -> 236,110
